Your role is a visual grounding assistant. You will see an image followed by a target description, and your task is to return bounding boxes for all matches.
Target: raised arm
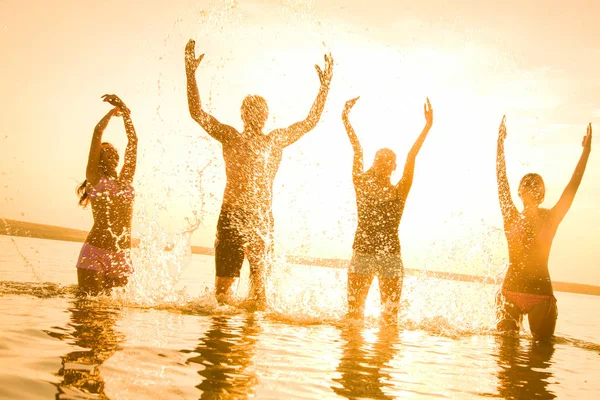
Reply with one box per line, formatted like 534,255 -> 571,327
101,94 -> 138,184
395,98 -> 434,200
496,115 -> 519,226
86,104 -> 119,185
120,112 -> 138,185
185,39 -> 237,143
271,54 -> 334,148
551,123 -> 592,224
342,97 -> 364,184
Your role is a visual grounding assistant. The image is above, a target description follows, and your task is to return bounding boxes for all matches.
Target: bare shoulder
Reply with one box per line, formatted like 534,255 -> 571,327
540,207 -> 562,226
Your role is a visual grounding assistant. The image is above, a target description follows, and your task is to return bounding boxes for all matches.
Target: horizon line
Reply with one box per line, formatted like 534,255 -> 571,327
2,217 -> 599,296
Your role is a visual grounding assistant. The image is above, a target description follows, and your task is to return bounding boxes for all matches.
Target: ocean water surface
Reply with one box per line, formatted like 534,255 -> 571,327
0,235 -> 599,399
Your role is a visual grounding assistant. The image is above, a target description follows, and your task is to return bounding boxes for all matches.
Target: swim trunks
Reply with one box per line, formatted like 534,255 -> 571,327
214,209 -> 273,278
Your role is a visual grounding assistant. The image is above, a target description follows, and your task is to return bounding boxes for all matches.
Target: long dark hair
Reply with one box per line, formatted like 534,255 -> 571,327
77,180 -> 90,208
77,142 -> 118,208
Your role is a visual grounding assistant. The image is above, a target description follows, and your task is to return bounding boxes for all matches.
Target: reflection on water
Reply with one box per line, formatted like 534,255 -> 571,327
332,325 -> 401,399
495,335 -> 557,400
45,299 -> 125,399
183,315 -> 260,399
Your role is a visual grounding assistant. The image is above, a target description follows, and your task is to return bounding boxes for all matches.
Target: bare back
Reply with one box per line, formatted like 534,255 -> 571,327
86,177 -> 135,252
353,175 -> 404,255
502,208 -> 559,295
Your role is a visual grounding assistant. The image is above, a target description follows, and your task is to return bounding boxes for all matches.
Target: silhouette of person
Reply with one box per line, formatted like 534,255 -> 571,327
342,96 -> 434,323
184,39 -> 334,308
495,117 -> 592,338
46,299 -> 125,398
332,324 -> 401,399
184,315 -> 260,399
75,95 -> 138,295
494,335 -> 557,399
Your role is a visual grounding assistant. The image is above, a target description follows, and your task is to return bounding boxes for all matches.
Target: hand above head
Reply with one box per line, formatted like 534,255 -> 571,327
498,115 -> 507,142
102,94 -> 130,116
583,123 -> 592,151
343,96 -> 360,115
423,97 -> 433,127
185,39 -> 205,75
315,53 -> 334,87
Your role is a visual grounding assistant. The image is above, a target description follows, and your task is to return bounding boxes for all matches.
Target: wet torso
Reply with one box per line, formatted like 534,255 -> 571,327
353,175 -> 405,255
86,177 -> 135,252
220,133 -> 282,226
503,208 -> 559,295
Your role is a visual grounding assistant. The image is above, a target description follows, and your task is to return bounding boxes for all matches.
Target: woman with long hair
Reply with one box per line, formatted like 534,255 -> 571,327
76,94 -> 138,295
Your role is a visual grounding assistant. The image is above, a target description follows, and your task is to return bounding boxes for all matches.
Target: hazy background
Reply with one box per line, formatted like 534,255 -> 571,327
1,0 -> 599,285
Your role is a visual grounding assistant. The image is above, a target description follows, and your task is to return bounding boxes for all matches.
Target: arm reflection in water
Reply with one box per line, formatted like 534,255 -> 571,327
494,336 -> 557,400
183,315 -> 260,399
332,325 -> 401,399
44,299 -> 125,398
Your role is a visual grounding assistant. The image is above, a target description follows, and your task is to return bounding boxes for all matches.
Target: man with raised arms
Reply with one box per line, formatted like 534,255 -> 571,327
184,39 -> 333,307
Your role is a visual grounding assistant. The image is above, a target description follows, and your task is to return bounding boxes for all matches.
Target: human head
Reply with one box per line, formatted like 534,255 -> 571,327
371,148 -> 397,178
518,173 -> 545,206
99,142 -> 119,177
241,95 -> 269,132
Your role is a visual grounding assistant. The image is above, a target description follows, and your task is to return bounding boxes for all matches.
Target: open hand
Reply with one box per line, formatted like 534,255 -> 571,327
315,53 -> 334,87
583,123 -> 592,150
102,94 -> 130,115
424,97 -> 433,127
185,39 -> 205,74
498,115 -> 507,142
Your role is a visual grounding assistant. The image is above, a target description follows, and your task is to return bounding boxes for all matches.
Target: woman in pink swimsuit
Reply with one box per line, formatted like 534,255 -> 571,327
76,94 -> 138,295
496,116 -> 592,338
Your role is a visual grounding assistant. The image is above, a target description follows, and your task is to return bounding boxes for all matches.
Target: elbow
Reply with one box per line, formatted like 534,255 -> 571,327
306,111 -> 322,129
304,117 -> 317,131
189,108 -> 204,125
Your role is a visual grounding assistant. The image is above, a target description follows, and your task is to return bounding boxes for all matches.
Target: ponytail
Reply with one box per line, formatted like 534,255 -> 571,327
77,180 -> 90,207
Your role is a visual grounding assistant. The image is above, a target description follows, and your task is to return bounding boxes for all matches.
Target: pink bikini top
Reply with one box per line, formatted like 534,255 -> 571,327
88,177 -> 135,201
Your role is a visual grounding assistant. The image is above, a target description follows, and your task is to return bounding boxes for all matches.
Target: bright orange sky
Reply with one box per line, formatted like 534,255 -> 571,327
1,0 -> 599,285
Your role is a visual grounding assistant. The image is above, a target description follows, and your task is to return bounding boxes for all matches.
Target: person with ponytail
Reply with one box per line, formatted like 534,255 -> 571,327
75,94 -> 138,295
